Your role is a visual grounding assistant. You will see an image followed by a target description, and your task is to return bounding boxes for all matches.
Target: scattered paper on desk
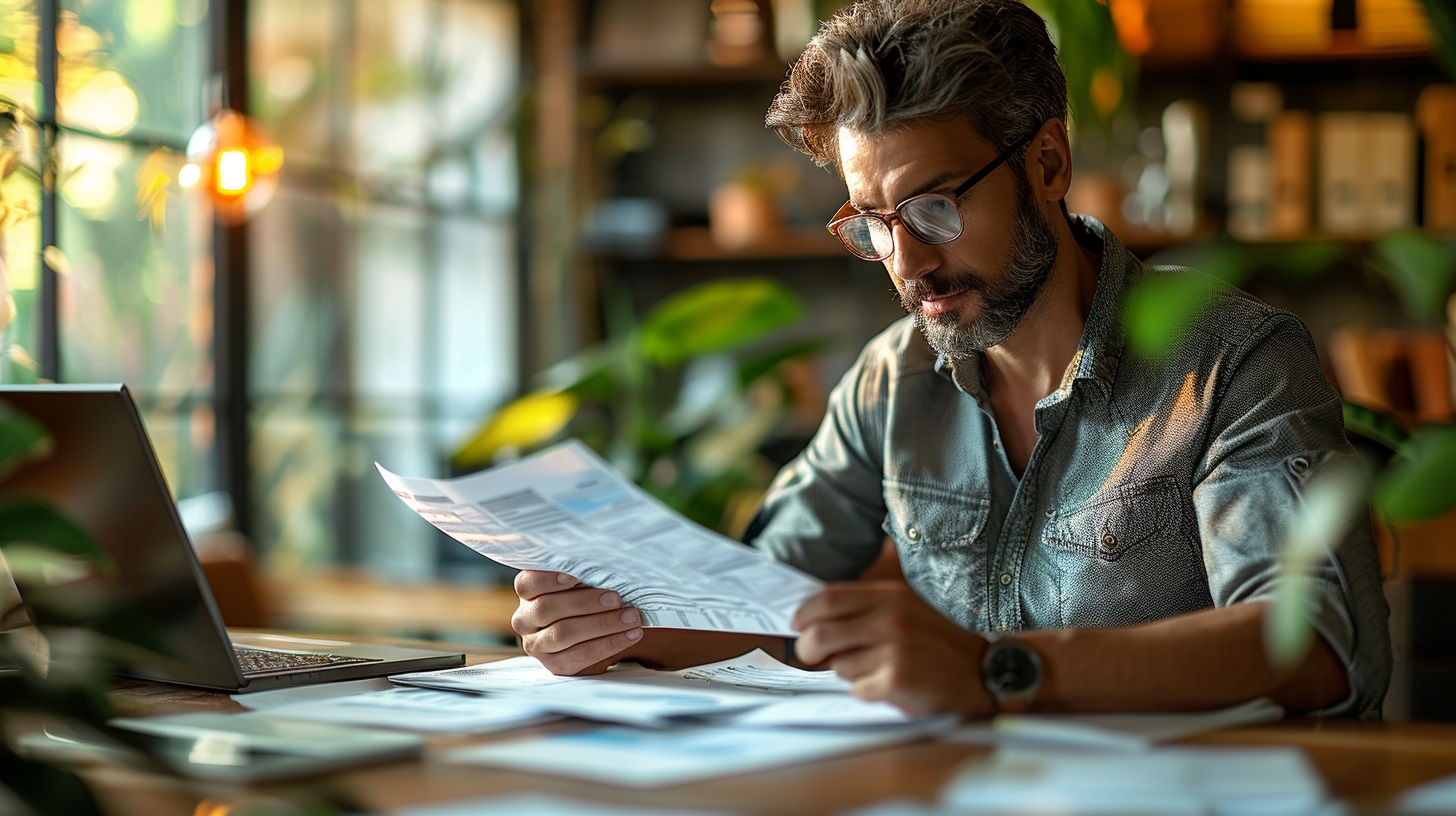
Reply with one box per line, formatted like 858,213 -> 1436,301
232,678 -> 394,710
391,655 -> 580,694
1397,773 -> 1456,815
393,793 -> 729,816
721,694 -> 916,728
444,720 -> 953,788
378,440 -> 822,636
259,687 -> 559,733
392,656 -> 776,728
671,648 -> 851,693
957,697 -> 1285,751
944,745 -> 1328,815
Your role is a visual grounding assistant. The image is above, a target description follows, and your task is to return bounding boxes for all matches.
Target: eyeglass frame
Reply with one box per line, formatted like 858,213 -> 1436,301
826,131 -> 1037,262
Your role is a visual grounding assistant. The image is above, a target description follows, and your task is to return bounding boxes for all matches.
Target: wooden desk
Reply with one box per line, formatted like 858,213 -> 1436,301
51,639 -> 1456,815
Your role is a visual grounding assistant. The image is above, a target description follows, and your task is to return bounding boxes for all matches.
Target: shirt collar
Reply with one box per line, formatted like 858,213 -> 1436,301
933,213 -> 1136,397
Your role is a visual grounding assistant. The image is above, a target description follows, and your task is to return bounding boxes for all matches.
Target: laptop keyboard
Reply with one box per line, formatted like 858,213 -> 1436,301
233,645 -> 380,676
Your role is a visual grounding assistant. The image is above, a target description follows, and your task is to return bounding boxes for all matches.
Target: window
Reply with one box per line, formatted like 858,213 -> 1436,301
0,0 -> 216,495
248,0 -> 520,579
1,0 -> 520,587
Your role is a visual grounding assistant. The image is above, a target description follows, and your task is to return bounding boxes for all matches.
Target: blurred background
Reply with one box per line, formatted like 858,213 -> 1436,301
0,0 -> 1453,718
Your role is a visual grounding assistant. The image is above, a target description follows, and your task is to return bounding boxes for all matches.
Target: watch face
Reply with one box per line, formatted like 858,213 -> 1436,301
987,644 -> 1039,693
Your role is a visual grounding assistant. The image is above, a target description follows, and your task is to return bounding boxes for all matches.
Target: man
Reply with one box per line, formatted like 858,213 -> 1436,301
511,0 -> 1390,719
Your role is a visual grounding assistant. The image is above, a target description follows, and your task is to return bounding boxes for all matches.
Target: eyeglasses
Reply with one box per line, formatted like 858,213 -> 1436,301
826,133 -> 1036,262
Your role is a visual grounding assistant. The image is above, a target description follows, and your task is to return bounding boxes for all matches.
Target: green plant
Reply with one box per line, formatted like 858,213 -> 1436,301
455,277 -> 826,534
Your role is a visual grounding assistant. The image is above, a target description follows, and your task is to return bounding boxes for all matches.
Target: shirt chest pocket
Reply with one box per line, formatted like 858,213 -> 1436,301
881,481 -> 991,629
1041,475 -> 1210,627
1044,476 -> 1184,561
881,480 -> 991,551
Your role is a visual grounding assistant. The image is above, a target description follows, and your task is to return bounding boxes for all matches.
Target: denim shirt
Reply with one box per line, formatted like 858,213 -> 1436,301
745,216 -> 1391,718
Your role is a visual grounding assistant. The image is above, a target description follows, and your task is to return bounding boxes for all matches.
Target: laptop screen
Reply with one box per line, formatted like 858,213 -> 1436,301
0,384 -> 245,690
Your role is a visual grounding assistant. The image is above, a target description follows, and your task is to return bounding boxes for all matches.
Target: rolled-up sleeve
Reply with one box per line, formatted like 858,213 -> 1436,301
744,340 -> 891,582
1193,312 -> 1391,718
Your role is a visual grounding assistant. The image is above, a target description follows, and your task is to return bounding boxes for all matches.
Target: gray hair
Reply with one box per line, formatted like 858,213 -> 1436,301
766,0 -> 1067,170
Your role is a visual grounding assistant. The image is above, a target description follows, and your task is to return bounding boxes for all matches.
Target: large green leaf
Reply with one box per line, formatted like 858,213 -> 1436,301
737,337 -> 833,388
1343,401 -> 1409,454
638,279 -> 804,366
0,408 -> 50,478
1373,231 -> 1456,324
1416,0 -> 1456,80
1375,423 -> 1456,522
1122,273 -> 1220,359
0,500 -> 111,569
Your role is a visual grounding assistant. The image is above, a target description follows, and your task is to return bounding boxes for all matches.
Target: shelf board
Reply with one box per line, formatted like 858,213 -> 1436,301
578,58 -> 789,91
1234,29 -> 1432,64
661,226 -> 845,261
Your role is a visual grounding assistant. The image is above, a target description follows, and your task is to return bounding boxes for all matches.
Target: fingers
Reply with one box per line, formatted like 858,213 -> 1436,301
514,570 -> 581,600
512,586 -> 629,635
509,570 -> 646,675
531,625 -> 645,676
792,582 -> 896,630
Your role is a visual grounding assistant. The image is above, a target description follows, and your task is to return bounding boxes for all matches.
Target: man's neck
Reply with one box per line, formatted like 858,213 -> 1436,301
982,213 -> 1101,402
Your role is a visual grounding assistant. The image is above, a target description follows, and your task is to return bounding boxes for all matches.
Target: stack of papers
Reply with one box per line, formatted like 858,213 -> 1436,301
390,650 -> 916,729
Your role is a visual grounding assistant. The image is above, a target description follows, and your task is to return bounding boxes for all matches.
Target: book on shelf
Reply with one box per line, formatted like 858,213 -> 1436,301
1417,86 -> 1456,232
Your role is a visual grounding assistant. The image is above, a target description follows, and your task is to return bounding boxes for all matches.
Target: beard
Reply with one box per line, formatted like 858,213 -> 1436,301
900,171 -> 1059,358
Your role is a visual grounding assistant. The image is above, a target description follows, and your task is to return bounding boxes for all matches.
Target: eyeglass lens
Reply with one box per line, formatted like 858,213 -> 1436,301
839,193 -> 964,260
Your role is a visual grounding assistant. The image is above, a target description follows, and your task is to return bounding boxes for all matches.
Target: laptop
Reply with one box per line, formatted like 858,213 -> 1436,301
0,383 -> 465,692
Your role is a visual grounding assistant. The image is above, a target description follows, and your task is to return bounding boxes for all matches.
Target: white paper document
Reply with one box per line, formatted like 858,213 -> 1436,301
391,657 -> 780,728
967,697 -> 1286,751
259,687 -> 560,733
444,720 -> 953,788
377,440 -> 822,636
394,793 -> 729,816
944,745 -> 1328,815
672,648 -> 852,693
232,678 -> 395,710
1397,773 -> 1456,815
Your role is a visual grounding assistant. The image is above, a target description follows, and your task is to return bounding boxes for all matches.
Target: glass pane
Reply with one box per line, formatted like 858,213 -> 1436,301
351,0 -> 433,194
354,206 -> 427,399
250,401 -> 344,568
349,406 -> 445,579
59,0 -> 209,142
250,0 -> 338,169
0,0 -> 41,114
435,0 -> 518,146
0,111 -> 42,383
247,0 -> 521,583
434,215 -> 515,446
249,189 -> 347,397
55,132 -> 214,495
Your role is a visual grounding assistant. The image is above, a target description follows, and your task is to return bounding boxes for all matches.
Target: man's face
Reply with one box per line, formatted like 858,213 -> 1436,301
837,118 -> 1058,356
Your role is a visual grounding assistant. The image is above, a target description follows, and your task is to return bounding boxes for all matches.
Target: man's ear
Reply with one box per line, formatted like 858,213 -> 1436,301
1027,118 -> 1073,204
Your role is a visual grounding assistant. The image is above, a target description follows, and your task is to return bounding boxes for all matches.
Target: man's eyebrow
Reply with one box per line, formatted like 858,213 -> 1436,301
848,169 -> 970,213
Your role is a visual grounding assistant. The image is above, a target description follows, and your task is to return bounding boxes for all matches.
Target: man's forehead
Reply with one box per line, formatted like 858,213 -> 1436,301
837,119 -> 997,207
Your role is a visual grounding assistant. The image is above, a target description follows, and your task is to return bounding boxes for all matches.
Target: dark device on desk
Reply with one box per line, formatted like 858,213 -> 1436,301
0,383 -> 465,692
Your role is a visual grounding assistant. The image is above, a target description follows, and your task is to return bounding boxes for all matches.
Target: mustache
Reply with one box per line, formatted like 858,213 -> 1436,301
901,272 -> 985,303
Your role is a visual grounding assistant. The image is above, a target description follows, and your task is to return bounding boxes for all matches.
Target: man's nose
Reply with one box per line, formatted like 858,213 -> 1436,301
887,220 -> 939,281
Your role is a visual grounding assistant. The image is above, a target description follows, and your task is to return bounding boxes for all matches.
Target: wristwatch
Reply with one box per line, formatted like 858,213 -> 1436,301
980,637 -> 1043,713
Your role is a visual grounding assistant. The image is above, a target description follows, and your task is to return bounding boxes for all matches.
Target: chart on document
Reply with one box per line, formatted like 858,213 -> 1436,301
377,440 -> 822,636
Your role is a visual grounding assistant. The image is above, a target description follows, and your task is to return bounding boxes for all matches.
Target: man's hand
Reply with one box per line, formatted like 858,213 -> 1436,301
792,581 -> 995,718
510,570 -> 643,675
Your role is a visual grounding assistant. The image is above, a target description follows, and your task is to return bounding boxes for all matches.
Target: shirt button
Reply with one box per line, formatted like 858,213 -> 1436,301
992,439 -> 1000,449
1044,509 -> 1055,519
1101,533 -> 1117,550
907,527 -> 919,540
999,573 -> 1012,586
